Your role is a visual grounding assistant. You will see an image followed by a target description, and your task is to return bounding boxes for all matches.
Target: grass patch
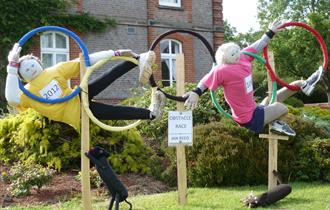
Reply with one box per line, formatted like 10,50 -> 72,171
6,182 -> 330,210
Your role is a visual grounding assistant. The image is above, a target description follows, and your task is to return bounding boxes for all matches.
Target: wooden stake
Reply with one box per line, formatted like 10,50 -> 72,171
175,54 -> 188,204
267,51 -> 278,190
80,54 -> 92,210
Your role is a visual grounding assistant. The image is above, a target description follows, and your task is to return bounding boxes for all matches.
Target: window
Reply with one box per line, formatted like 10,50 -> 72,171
127,27 -> 136,35
40,32 -> 69,68
159,0 -> 181,7
160,39 -> 182,86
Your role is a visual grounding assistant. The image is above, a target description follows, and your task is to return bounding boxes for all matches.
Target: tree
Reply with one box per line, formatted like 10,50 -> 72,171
0,0 -> 116,108
223,20 -> 237,42
223,20 -> 261,46
257,0 -> 330,101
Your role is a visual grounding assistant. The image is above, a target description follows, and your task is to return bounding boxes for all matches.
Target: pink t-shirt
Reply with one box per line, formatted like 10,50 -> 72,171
201,47 -> 257,124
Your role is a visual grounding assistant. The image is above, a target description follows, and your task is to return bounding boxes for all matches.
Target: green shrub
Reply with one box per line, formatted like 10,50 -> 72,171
293,139 -> 330,181
288,105 -> 330,134
287,105 -> 330,124
284,97 -> 304,107
153,119 -> 268,187
0,109 -> 155,174
1,162 -> 55,197
156,114 -> 329,187
75,167 -> 103,188
129,84 -> 329,186
187,121 -> 267,186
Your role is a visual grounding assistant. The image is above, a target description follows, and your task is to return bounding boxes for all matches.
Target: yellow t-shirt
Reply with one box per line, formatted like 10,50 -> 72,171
17,61 -> 81,130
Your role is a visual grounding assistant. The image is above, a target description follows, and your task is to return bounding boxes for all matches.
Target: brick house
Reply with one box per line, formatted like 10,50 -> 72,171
30,0 -> 224,102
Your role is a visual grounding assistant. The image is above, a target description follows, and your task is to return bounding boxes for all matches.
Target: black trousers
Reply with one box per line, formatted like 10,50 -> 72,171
87,60 -> 151,120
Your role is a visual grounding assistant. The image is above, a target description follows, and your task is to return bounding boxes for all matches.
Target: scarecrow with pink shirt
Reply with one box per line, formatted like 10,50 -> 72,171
184,19 -> 323,136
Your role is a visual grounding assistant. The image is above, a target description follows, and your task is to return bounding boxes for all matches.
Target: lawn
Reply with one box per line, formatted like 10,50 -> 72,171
6,182 -> 330,210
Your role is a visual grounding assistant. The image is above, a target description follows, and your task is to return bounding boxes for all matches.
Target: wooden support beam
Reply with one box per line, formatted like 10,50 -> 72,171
267,51 -> 278,190
259,134 -> 289,141
80,54 -> 92,210
175,53 -> 188,205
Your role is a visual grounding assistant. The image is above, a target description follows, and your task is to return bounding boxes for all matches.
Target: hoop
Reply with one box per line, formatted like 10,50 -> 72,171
17,26 -> 90,103
263,22 -> 328,91
80,56 -> 142,131
149,29 -> 216,102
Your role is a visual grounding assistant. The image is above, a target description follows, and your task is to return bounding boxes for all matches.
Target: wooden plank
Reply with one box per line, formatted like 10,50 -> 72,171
175,54 -> 188,204
259,134 -> 289,141
80,54 -> 92,210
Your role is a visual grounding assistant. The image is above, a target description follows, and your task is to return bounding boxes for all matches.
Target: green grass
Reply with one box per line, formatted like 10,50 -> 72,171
5,182 -> 330,210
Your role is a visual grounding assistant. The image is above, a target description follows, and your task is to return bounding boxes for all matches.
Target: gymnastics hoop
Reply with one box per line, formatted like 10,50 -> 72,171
149,29 -> 216,102
264,21 -> 328,91
80,56 -> 142,131
210,51 -> 278,119
17,26 -> 90,104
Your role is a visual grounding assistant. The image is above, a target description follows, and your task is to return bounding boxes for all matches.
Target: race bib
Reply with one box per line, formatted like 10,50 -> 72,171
244,75 -> 253,93
39,80 -> 62,100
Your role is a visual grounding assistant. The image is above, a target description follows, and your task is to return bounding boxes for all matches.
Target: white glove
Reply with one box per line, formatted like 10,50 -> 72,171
8,43 -> 22,66
268,19 -> 286,33
183,91 -> 199,110
114,49 -> 135,57
7,43 -> 22,75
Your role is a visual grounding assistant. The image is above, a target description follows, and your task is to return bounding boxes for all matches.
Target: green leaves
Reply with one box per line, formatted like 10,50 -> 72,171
1,162 -> 55,197
0,108 -> 154,174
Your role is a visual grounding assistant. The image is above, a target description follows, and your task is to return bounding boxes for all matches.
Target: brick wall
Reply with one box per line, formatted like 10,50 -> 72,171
152,1 -> 192,25
147,0 -> 223,84
212,0 -> 224,49
193,32 -> 214,80
82,0 -> 147,22
25,0 -> 224,102
192,0 -> 213,28
69,30 -> 84,87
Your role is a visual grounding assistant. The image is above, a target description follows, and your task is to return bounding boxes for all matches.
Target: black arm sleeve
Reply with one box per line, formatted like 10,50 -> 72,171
265,29 -> 275,39
192,87 -> 208,96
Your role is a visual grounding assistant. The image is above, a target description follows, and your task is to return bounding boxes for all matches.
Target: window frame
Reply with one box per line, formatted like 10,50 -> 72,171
160,39 -> 183,86
159,0 -> 181,8
40,31 -> 70,68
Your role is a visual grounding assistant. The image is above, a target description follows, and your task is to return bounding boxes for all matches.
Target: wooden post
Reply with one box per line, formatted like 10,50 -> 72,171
80,54 -> 92,210
259,52 -> 289,190
175,53 -> 188,204
267,51 -> 278,190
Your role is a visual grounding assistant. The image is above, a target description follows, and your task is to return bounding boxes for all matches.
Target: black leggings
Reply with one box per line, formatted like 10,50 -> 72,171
87,60 -> 151,120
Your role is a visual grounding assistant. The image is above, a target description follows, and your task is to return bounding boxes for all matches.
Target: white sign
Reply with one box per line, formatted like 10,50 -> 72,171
39,79 -> 62,100
168,111 -> 193,146
244,74 -> 253,93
